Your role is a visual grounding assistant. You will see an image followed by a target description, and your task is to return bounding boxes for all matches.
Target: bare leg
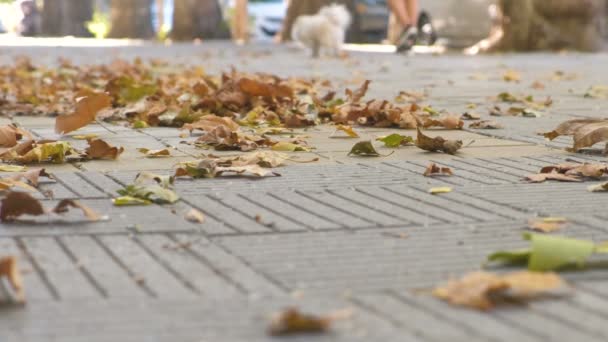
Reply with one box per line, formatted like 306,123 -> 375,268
233,0 -> 248,43
387,0 -> 417,27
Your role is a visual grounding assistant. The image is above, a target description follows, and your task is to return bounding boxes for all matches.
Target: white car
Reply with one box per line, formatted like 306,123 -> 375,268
223,0 -> 287,41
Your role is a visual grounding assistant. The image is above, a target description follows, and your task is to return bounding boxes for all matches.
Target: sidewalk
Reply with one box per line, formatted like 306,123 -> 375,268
2,42 -> 608,341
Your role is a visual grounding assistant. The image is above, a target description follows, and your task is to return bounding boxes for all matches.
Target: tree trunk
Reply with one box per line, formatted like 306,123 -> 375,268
42,0 -> 93,37
108,0 -> 155,39
470,0 -> 606,52
171,0 -> 229,40
281,0 -> 361,43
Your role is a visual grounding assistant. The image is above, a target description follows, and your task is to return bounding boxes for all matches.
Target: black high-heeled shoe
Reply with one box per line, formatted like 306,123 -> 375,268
396,25 -> 418,53
416,11 -> 437,46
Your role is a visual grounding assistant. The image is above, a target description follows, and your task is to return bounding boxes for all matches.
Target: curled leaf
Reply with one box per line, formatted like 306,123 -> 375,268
137,148 -> 172,158
85,138 -> 124,160
423,163 -> 453,177
416,128 -> 462,155
543,119 -> 608,152
0,191 -> 44,222
185,208 -> 206,223
268,308 -> 331,336
429,187 -> 452,194
55,93 -> 112,134
348,141 -> 385,157
0,256 -> 25,304
469,120 -> 503,129
331,125 -> 359,138
271,142 -> 312,152
525,173 -> 581,183
376,134 -> 414,148
432,271 -> 566,311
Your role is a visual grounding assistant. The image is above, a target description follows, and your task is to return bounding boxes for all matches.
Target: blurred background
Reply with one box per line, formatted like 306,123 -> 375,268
0,0 -> 605,52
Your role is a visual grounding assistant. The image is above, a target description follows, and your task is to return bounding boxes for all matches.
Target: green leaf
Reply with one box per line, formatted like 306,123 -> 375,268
112,196 -> 151,206
348,141 -> 380,156
133,120 -> 149,129
271,142 -> 311,152
376,134 -> 414,148
487,249 -> 531,266
117,185 -> 179,204
525,233 -> 595,271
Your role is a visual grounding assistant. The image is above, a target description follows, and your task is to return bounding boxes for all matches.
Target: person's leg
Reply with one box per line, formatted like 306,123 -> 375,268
233,0 -> 248,43
387,0 -> 414,27
405,0 -> 418,27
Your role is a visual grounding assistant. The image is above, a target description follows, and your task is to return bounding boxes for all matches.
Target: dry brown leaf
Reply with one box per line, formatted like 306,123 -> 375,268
543,119 -> 608,152
55,93 -> 112,134
0,256 -> 25,304
85,138 -> 124,160
461,112 -> 481,120
0,124 -> 32,148
137,148 -> 171,158
527,217 -> 567,233
185,208 -> 205,224
433,271 -> 566,310
416,128 -> 462,155
531,81 -> 546,90
525,173 -> 581,183
422,114 -> 464,130
268,308 -> 331,336
540,163 -> 608,178
469,120 -> 504,129
0,191 -> 44,222
6,168 -> 51,188
52,199 -> 102,221
345,80 -> 371,103
433,272 -> 508,310
332,125 -> 359,138
423,163 -> 453,177
503,70 -> 521,82
238,78 -> 293,98
182,115 -> 240,133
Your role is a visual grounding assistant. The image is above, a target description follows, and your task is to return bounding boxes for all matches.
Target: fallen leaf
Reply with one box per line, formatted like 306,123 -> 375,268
348,141 -> 382,157
432,271 -> 566,310
588,182 -> 608,192
527,217 -> 567,233
271,142 -> 311,152
185,208 -> 205,223
488,233 -> 596,271
238,77 -> 293,98
268,308 -> 331,336
543,119 -> 608,152
52,199 -> 102,221
461,112 -> 481,120
55,93 -> 112,134
525,173 -> 581,183
423,163 -> 453,177
376,134 -> 414,148
182,115 -> 240,133
531,81 -> 545,90
1,141 -> 80,164
540,163 -> 608,178
112,196 -> 152,206
0,256 -> 25,304
469,120 -> 504,129
0,124 -> 32,147
331,125 -> 359,138
422,114 -> 464,130
0,165 -> 27,172
584,85 -> 608,99
0,191 -> 44,222
71,134 -> 99,140
85,138 -> 124,160
175,159 -> 280,179
117,172 -> 179,204
137,148 -> 171,158
416,128 -> 462,155
429,187 -> 452,194
345,80 -> 371,103
503,70 -> 521,82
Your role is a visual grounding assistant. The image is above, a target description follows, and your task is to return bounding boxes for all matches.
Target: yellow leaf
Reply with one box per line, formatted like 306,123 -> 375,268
332,125 -> 359,138
71,134 -> 99,140
137,148 -> 172,158
429,187 -> 452,195
0,165 -> 26,172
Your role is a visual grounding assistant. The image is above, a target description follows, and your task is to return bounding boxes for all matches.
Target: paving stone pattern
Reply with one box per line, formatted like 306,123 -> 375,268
2,43 -> 608,341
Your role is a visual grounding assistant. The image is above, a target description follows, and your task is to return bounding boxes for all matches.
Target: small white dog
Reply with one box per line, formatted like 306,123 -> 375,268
292,4 -> 352,58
